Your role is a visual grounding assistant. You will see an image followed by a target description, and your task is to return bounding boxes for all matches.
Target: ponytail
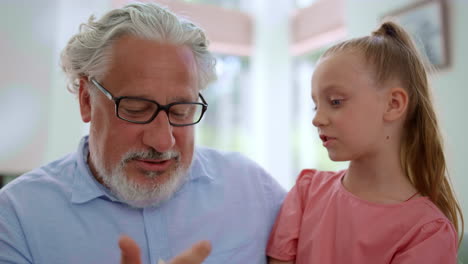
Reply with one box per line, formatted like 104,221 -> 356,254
374,22 -> 463,245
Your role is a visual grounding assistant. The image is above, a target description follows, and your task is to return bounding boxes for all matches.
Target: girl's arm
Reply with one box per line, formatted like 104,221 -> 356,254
268,257 -> 294,264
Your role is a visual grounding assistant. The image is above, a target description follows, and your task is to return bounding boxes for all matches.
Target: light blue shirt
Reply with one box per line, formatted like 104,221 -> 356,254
0,136 -> 286,264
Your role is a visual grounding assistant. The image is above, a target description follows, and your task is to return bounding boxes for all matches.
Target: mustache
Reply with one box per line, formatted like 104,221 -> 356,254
121,149 -> 180,163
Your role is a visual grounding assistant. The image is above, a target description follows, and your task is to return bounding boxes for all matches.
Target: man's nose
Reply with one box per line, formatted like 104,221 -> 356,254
141,111 -> 175,153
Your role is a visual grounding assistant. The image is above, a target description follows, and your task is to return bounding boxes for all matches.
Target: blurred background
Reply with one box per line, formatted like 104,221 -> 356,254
1,0 -> 467,259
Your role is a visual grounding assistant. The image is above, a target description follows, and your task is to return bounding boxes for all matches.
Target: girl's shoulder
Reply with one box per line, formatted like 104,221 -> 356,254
401,197 -> 455,228
391,200 -> 458,261
295,169 -> 345,193
297,169 -> 345,183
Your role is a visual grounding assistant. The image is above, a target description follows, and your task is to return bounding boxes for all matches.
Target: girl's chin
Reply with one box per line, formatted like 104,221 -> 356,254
328,154 -> 349,162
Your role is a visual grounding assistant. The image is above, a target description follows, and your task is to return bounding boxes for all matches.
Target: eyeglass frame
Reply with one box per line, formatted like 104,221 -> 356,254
90,78 -> 208,126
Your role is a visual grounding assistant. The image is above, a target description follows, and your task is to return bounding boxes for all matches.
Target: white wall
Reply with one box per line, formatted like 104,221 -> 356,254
0,0 -> 56,174
345,0 -> 468,227
439,0 -> 468,225
247,0 -> 295,188
45,0 -> 111,162
0,0 -> 110,174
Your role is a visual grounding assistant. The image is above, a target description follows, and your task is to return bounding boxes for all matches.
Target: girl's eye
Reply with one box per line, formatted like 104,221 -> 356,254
330,99 -> 342,106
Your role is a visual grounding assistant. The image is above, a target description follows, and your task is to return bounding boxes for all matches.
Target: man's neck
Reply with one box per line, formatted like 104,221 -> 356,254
87,152 -> 106,186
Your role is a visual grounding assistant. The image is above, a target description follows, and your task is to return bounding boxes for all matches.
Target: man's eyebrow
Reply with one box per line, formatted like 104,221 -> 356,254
170,95 -> 198,103
116,92 -> 198,103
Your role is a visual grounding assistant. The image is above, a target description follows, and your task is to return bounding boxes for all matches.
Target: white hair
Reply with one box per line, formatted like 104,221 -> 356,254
60,2 -> 217,94
90,146 -> 189,208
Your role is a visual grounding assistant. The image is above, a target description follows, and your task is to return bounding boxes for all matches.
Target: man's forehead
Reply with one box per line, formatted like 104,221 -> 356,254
110,36 -> 196,70
104,35 -> 198,89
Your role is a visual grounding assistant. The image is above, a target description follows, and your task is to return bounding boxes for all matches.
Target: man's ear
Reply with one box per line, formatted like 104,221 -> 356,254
78,77 -> 92,123
383,87 -> 408,122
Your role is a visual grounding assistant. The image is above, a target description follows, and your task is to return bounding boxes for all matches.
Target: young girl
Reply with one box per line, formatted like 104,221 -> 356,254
266,21 -> 464,263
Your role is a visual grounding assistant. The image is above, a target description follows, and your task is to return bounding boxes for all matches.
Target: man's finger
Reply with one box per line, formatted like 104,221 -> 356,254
119,235 -> 142,264
170,240 -> 211,264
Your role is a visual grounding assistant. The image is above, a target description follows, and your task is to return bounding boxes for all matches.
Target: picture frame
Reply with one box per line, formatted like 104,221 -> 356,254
382,0 -> 450,69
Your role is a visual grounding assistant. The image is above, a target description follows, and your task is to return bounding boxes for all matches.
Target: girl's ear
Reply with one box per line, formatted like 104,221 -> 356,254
79,77 -> 92,123
383,87 -> 408,122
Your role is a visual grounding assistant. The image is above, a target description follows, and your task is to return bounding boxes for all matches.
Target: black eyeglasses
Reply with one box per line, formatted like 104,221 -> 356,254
90,78 -> 208,126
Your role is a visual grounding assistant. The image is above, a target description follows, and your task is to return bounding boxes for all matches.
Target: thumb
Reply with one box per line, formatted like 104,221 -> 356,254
119,235 -> 142,264
170,240 -> 211,264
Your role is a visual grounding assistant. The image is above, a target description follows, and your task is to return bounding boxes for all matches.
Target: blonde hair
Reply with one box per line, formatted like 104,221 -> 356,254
322,21 -> 464,244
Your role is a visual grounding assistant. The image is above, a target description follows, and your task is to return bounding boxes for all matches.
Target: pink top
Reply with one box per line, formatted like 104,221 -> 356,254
267,169 -> 458,264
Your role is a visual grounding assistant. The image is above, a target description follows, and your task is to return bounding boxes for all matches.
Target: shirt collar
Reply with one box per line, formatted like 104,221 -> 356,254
187,147 -> 214,182
71,136 -> 117,204
70,136 -> 213,204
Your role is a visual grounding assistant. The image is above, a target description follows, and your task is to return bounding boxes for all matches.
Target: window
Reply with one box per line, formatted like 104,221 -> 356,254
180,0 -> 242,10
196,54 -> 251,153
295,0 -> 319,9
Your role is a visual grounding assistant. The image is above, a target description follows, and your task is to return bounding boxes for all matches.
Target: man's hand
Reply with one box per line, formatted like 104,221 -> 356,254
119,236 -> 142,264
119,235 -> 211,264
169,240 -> 211,264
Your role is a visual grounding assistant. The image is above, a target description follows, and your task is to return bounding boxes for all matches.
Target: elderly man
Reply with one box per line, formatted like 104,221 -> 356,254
0,3 -> 285,264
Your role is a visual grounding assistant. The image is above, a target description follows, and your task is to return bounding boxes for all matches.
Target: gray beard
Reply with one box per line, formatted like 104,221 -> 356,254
90,148 -> 189,208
